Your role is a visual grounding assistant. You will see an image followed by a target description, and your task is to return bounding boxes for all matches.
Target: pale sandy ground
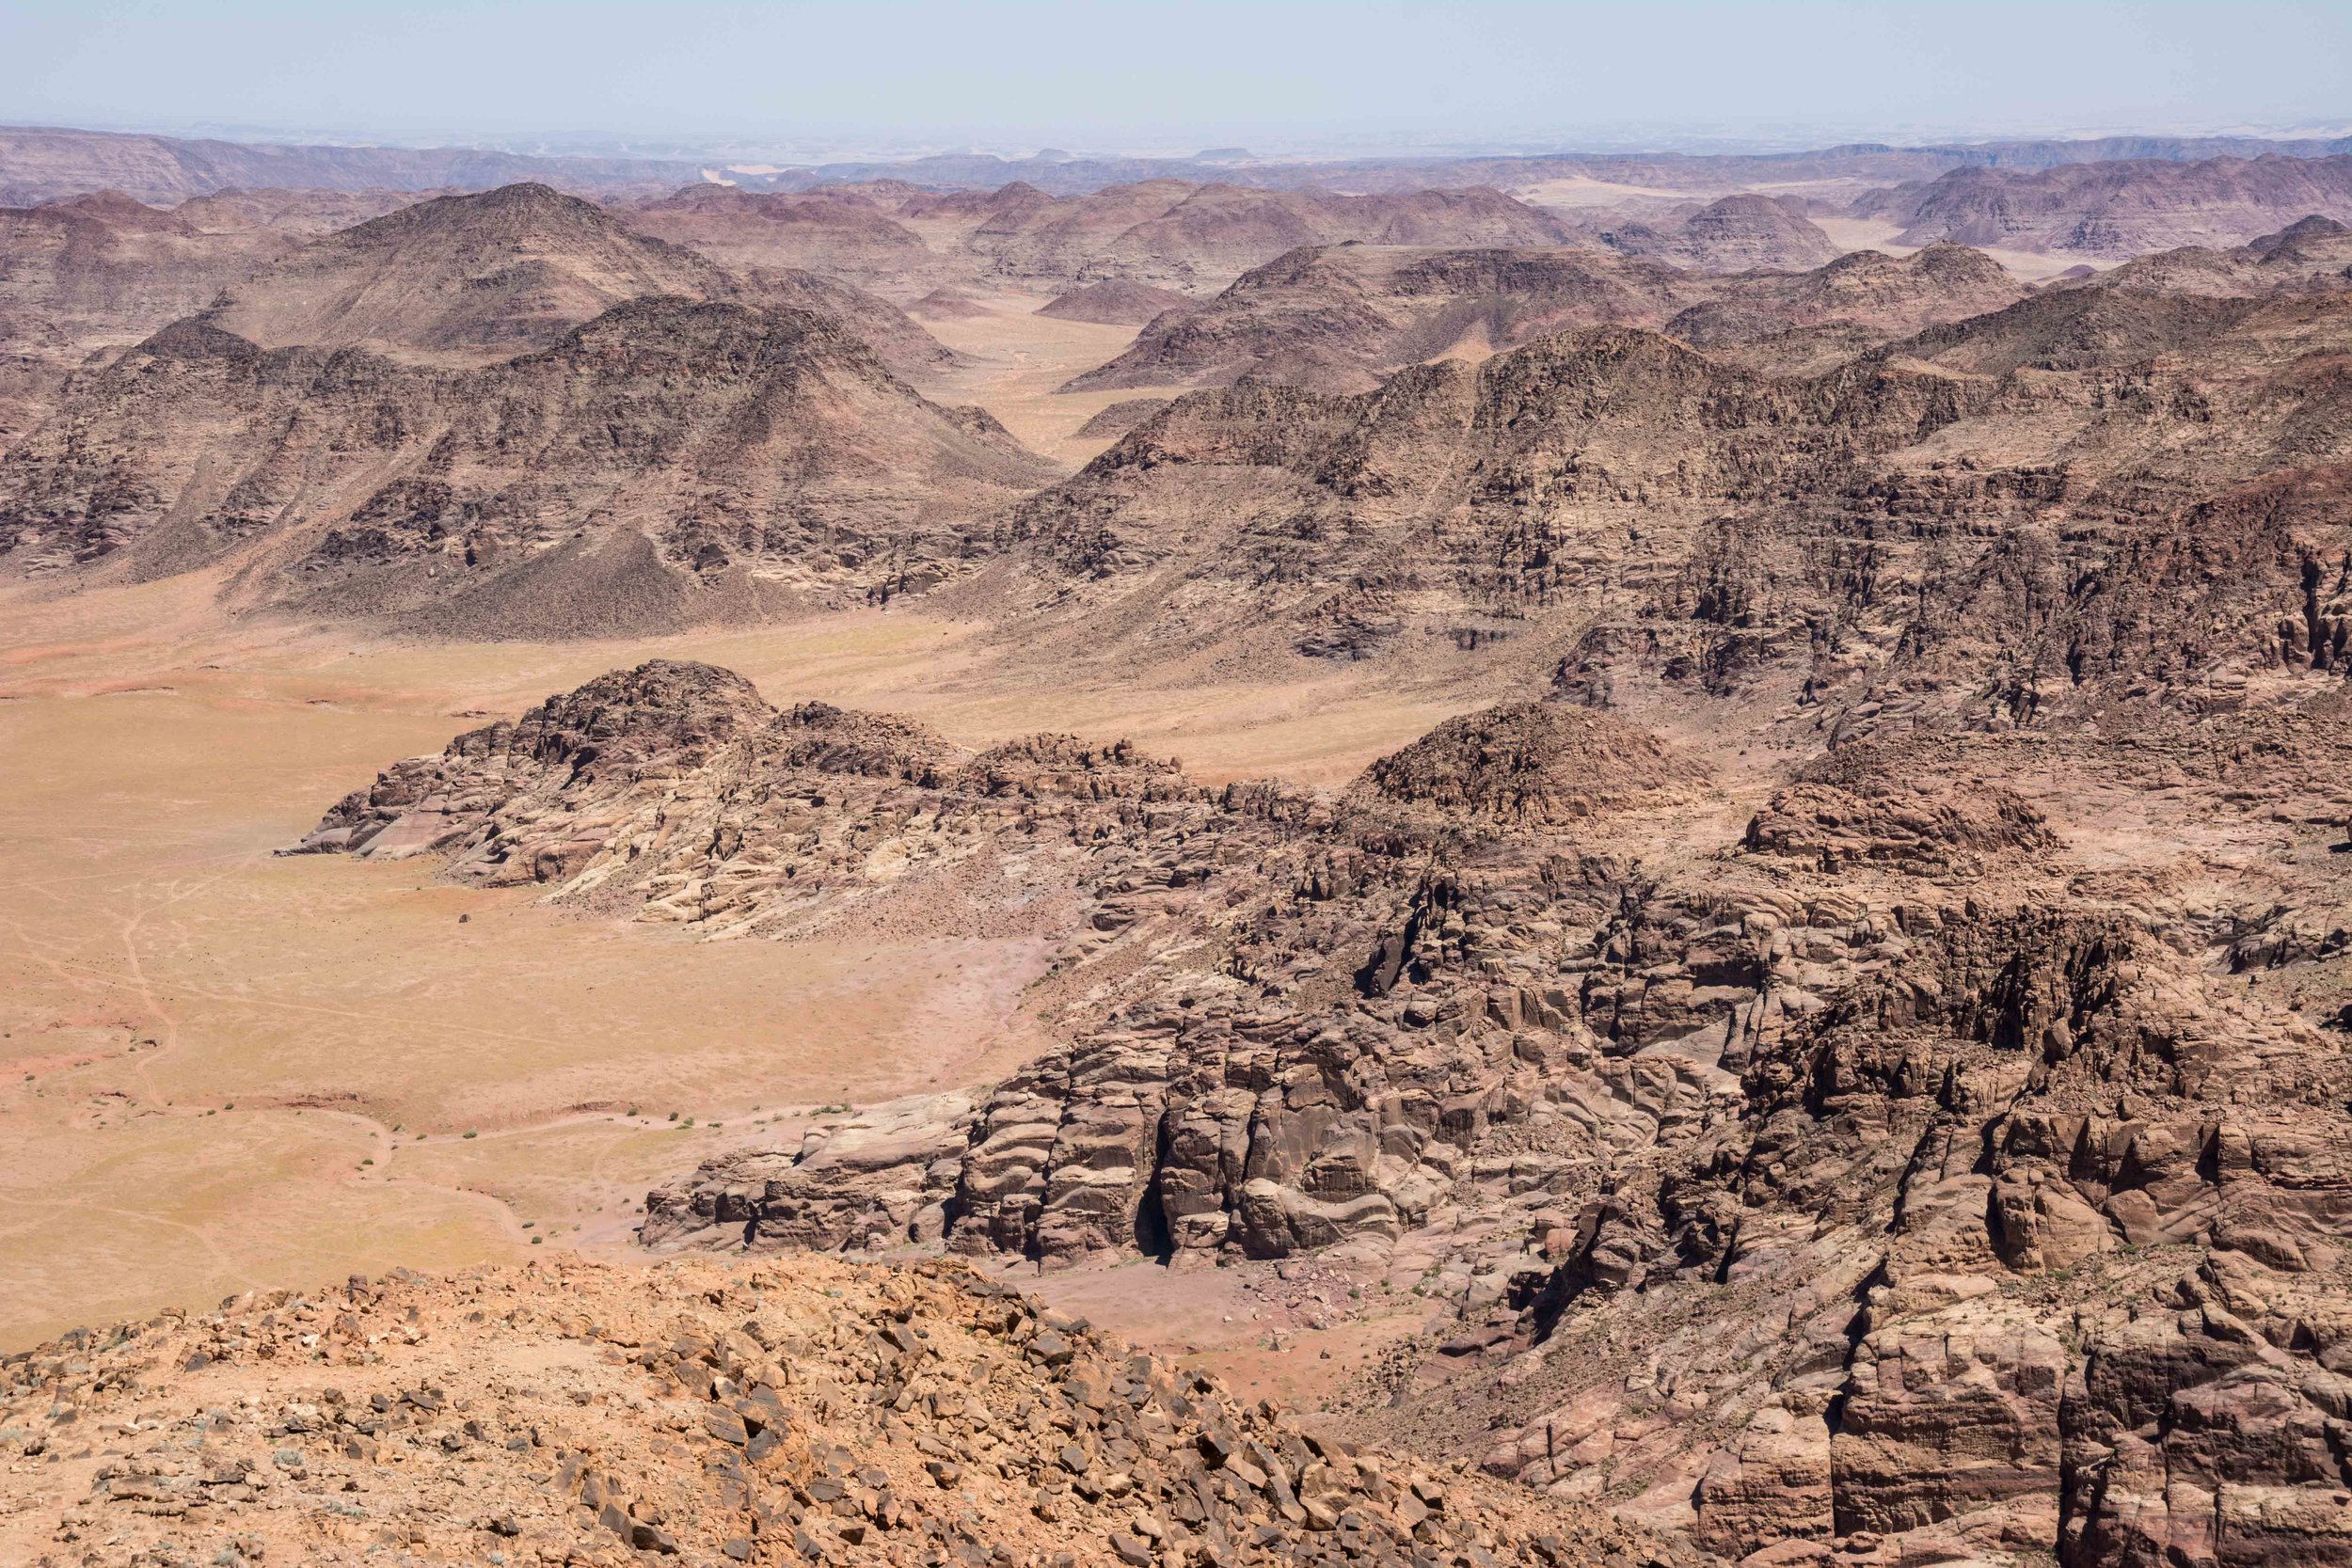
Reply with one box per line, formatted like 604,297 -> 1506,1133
905,286 -> 1181,466
0,486 -> 1485,1372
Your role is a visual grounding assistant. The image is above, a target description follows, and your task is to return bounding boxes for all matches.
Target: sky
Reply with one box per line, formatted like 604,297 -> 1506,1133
5,0 -> 2349,157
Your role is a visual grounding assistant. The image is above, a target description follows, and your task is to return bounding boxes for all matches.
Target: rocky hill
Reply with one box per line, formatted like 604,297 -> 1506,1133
177,180 -> 953,377
1661,242 -> 2026,369
1007,326 -> 1977,671
738,263 -> 962,378
881,179 -> 1576,293
1036,278 -> 1202,325
1061,245 -> 1700,392
0,299 -> 1055,634
621,184 -> 940,292
1594,194 -> 1842,272
0,188 -> 379,347
1065,241 -> 2023,393
0,187 -> 434,442
197,181 -> 750,362
1010,262 -> 2352,694
0,1252 -> 1692,1568
2056,213 -> 2352,299
1864,151 -> 2352,257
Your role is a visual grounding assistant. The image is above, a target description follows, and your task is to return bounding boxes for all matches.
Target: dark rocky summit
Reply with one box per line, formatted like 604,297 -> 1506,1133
1596,194 -> 1842,272
1036,278 -> 1203,325
0,298 -> 1054,634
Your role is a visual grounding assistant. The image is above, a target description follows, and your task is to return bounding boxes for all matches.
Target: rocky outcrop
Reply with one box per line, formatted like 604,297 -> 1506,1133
289,659 -> 1230,953
1354,702 -> 1705,825
2047,214 -> 2352,301
1742,740 -> 2056,875
200,181 -> 741,361
1662,243 -> 2026,371
2061,1253 -> 2352,1568
307,675 -> 1731,1276
1005,263 -> 2352,734
1068,238 -> 2023,395
732,263 -> 963,379
1060,244 -> 1710,393
303,607 -> 2352,1568
0,1254 -> 1696,1568
1004,325 -> 1996,673
1074,397 -> 1174,439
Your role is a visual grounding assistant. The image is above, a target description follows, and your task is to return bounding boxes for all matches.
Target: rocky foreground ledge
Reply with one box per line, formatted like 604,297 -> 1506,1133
0,1255 -> 1691,1568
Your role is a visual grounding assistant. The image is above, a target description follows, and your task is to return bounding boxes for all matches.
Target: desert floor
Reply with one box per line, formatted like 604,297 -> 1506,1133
0,568 -> 1487,1389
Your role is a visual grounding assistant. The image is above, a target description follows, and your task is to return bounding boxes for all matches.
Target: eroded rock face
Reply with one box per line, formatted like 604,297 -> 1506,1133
1743,744 -> 2056,877
288,658 -> 1205,939
306,671 -> 1728,1272
298,646 -> 2352,1567
0,298 -> 1055,635
2061,1254 -> 2352,1568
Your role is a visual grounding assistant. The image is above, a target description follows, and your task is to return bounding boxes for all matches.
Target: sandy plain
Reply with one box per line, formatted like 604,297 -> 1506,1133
909,286 -> 1160,464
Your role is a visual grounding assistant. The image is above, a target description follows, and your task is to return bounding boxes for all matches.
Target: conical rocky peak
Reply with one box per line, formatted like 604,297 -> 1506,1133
202,180 -> 736,360
1355,699 -> 1705,824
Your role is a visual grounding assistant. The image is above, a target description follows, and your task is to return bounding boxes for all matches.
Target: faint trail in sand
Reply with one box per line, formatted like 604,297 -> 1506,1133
0,1192 -> 262,1296
0,845 -> 278,895
109,863 -> 252,1103
8,949 -> 582,1055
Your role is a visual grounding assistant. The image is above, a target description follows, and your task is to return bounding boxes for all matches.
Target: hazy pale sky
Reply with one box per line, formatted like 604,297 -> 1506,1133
5,1 -> 2348,153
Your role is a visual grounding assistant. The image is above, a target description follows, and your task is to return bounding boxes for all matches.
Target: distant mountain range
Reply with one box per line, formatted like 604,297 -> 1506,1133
8,122 -> 2352,204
